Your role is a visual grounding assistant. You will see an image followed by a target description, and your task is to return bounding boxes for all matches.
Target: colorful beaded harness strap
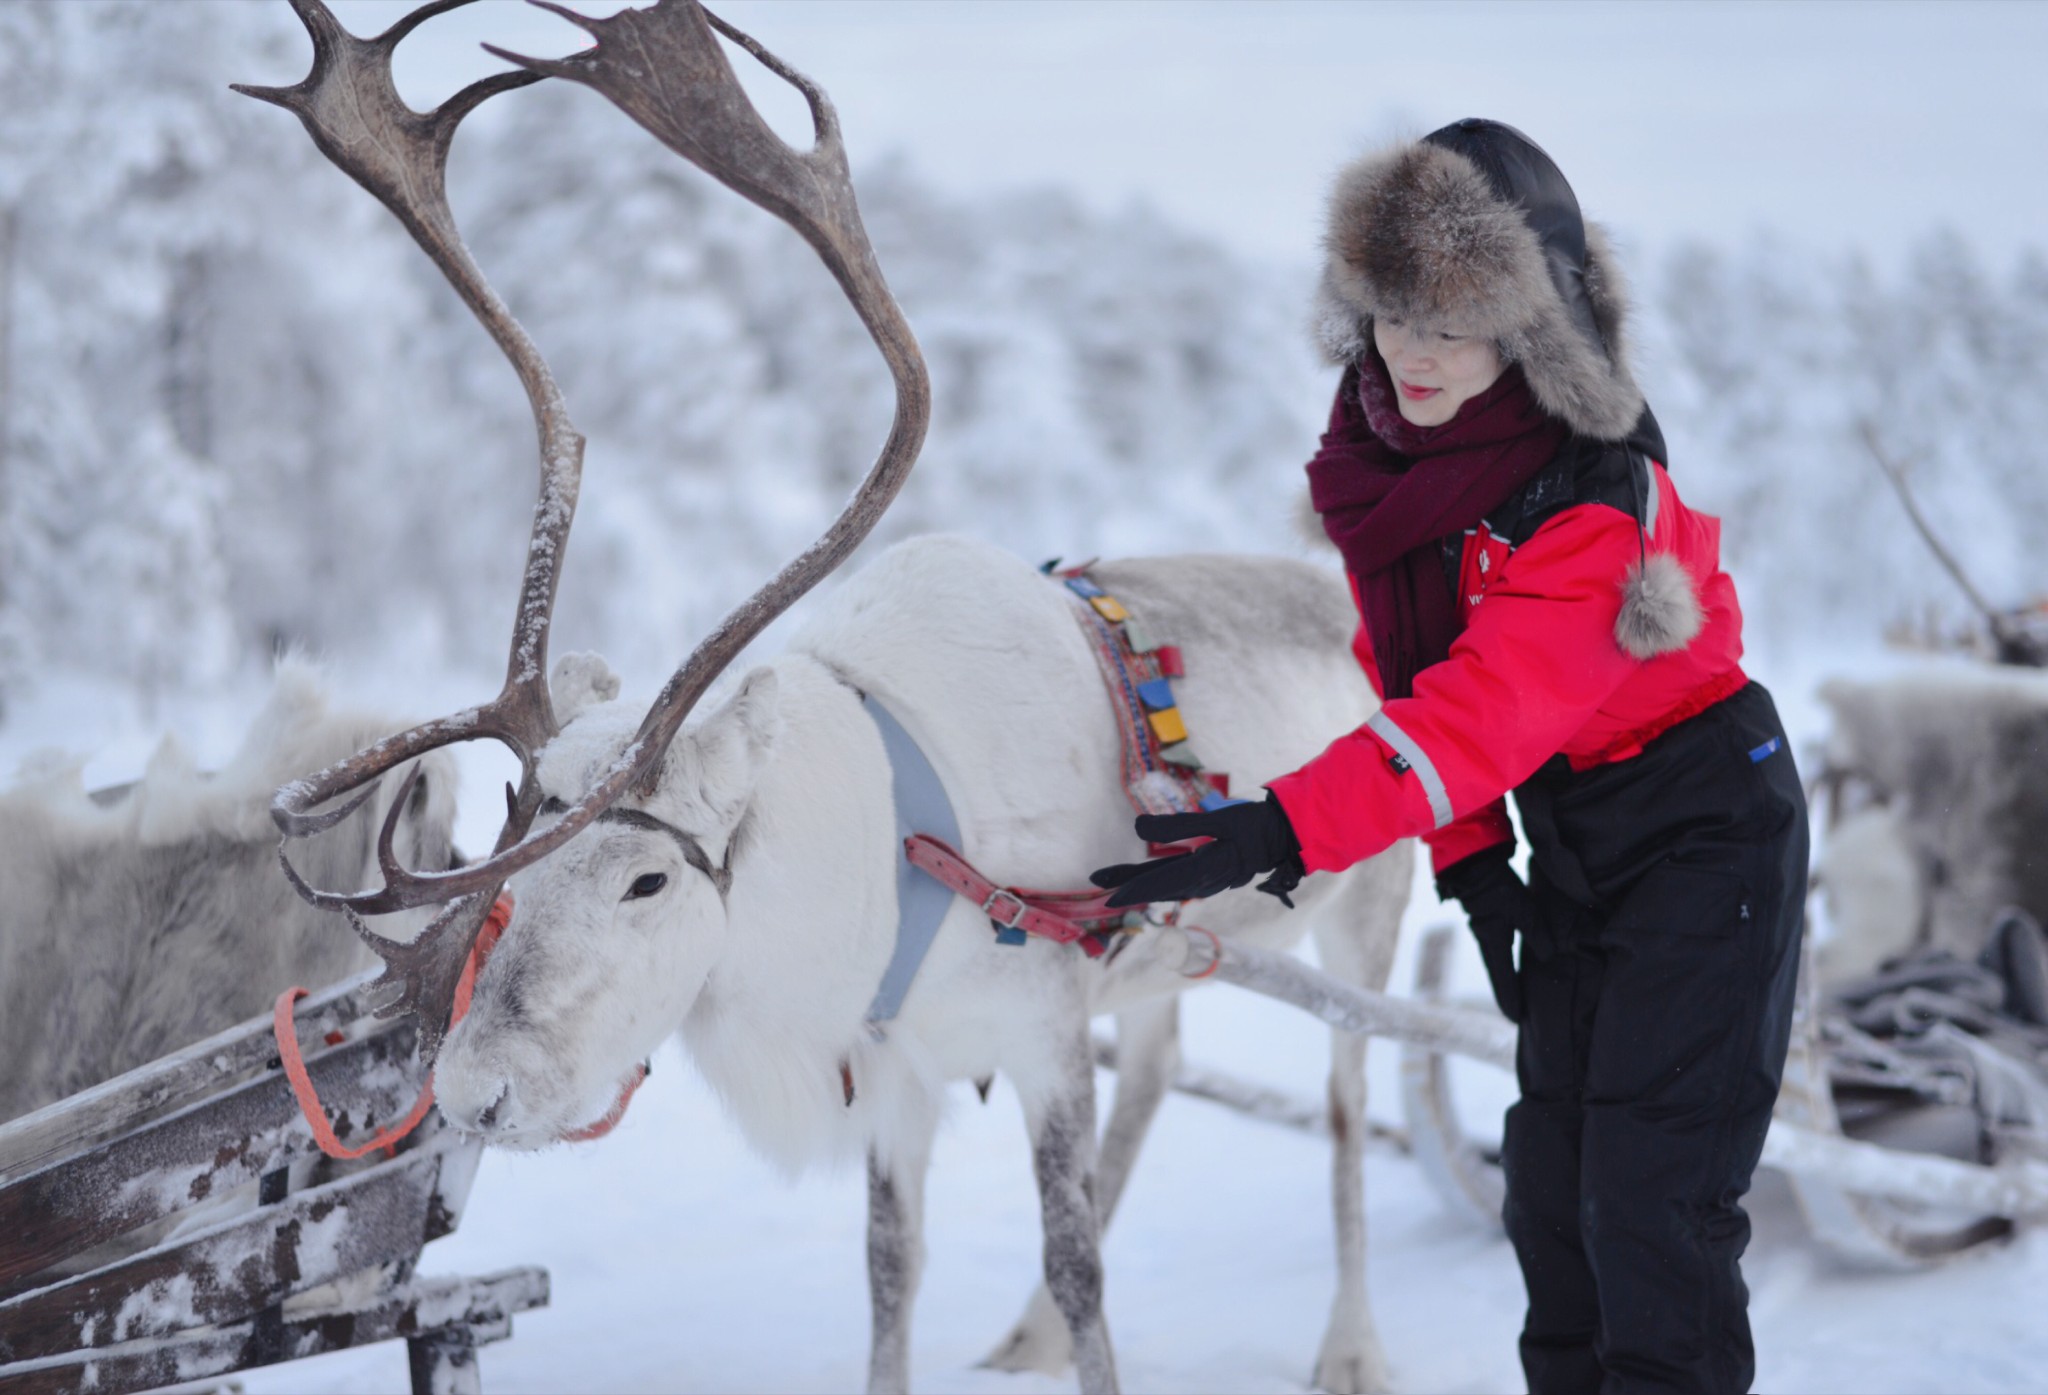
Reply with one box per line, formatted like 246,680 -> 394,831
1046,561 -> 1246,844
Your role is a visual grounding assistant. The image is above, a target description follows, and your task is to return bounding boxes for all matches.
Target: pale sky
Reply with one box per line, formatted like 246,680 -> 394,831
325,0 -> 2048,272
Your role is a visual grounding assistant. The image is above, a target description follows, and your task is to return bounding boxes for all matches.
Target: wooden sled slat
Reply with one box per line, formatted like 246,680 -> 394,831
0,1266 -> 547,1395
0,1017 -> 425,1291
0,971 -> 382,1184
0,1134 -> 467,1364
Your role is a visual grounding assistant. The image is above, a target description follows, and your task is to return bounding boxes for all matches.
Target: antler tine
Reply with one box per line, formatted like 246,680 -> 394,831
349,896 -> 499,1057
374,0 -> 480,50
274,777 -> 380,839
270,710 -> 480,843
278,796 -> 499,1058
374,763 -> 428,886
697,8 -> 836,143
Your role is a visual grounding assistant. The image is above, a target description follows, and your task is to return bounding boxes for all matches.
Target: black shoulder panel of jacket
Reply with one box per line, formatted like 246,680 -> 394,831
1486,404 -> 1668,549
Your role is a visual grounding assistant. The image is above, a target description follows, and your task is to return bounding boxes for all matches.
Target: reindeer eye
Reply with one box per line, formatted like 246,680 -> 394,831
624,872 -> 668,902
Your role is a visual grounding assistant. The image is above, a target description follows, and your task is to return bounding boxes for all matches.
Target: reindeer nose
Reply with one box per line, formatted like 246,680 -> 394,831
456,1081 -> 513,1135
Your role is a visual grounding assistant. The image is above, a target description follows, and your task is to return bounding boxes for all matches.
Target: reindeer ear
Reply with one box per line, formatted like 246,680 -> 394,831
682,667 -> 781,832
550,652 -> 622,725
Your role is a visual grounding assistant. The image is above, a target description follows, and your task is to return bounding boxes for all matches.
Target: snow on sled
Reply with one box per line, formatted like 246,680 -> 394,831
0,970 -> 548,1395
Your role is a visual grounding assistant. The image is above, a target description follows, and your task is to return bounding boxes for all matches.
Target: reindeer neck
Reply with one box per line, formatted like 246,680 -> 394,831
677,654 -> 903,1169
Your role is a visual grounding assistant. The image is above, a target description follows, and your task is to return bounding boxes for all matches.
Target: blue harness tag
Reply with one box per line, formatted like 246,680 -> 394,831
1748,737 -> 1781,764
1135,677 -> 1177,712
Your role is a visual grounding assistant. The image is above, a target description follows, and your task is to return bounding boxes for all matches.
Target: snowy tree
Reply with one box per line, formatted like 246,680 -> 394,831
1650,233 -> 2048,657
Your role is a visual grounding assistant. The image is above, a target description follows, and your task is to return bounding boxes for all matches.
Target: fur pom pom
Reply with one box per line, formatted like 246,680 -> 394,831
1616,552 -> 1703,660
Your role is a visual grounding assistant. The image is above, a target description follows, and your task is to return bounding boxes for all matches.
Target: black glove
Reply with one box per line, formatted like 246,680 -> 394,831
1090,794 -> 1307,910
1435,843 -> 1530,1023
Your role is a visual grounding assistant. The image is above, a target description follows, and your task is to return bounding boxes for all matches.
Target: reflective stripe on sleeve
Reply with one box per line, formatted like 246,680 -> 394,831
1367,710 -> 1454,830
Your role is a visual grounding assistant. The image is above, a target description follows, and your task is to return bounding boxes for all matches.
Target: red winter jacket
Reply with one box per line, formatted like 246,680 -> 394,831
1268,454 -> 1747,877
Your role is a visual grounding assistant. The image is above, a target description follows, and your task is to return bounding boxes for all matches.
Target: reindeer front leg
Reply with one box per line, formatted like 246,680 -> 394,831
866,1098 -> 939,1395
1019,1025 -> 1120,1395
985,998 -> 1179,1375
1308,854 -> 1409,1395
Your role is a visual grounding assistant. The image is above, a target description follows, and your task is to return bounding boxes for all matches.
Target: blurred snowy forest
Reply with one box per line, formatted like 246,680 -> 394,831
2,1 -> 2044,722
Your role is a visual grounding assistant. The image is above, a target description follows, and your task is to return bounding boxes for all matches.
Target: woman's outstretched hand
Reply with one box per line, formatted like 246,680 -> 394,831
1090,794 -> 1308,909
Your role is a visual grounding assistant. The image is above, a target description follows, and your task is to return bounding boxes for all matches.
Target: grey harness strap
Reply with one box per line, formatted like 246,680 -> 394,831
861,692 -> 964,1029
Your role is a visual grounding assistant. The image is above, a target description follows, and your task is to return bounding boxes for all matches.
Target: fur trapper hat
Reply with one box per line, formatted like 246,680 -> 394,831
1313,118 -> 1646,441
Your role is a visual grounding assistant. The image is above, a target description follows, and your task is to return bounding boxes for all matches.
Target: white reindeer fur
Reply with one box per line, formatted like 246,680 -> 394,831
0,659 -> 459,1120
437,534 -> 1413,1392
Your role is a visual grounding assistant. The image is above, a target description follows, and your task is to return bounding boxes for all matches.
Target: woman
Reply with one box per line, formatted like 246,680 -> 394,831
1092,119 -> 1808,1395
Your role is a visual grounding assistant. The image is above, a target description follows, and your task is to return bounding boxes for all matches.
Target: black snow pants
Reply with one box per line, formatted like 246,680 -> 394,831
1502,681 -> 1808,1395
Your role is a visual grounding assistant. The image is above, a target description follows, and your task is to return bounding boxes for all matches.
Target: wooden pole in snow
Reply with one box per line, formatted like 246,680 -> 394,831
1164,926 -> 2048,1219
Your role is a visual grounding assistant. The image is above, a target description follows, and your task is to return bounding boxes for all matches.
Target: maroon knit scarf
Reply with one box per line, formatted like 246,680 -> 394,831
1306,351 -> 1568,698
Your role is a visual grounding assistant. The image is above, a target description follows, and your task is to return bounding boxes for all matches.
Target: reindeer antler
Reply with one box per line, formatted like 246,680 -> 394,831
248,0 -> 929,1059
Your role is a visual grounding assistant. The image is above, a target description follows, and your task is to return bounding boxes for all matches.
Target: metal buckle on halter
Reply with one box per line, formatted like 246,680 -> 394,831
981,888 -> 1029,931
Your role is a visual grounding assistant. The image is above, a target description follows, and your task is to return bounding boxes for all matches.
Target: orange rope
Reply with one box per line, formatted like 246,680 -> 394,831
273,895 -> 513,1160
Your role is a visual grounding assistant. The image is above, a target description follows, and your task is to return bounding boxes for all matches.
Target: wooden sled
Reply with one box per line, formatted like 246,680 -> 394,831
0,971 -> 546,1394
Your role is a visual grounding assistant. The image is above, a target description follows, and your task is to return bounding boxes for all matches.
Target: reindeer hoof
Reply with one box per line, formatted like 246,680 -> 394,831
978,1287 -> 1072,1376
1311,1344 -> 1391,1395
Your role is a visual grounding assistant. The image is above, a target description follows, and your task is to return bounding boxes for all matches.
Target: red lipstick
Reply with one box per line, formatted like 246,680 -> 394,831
1398,380 -> 1439,401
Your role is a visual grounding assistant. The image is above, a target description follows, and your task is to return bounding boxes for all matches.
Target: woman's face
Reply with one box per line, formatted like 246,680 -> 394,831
1373,315 -> 1506,427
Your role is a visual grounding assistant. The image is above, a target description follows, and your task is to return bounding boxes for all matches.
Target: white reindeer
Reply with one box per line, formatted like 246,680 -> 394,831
437,534 -> 1413,1393
0,661 -> 457,1122
246,4 -> 1410,1391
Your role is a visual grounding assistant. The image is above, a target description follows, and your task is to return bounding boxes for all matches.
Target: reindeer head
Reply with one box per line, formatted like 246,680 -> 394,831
432,655 -> 779,1143
246,0 -> 926,1069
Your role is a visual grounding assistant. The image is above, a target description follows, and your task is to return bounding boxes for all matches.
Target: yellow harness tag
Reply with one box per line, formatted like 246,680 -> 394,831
1147,706 -> 1188,745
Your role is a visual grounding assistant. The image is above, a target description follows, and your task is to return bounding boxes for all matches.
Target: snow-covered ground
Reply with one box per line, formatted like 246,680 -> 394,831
241,959 -> 2048,1395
